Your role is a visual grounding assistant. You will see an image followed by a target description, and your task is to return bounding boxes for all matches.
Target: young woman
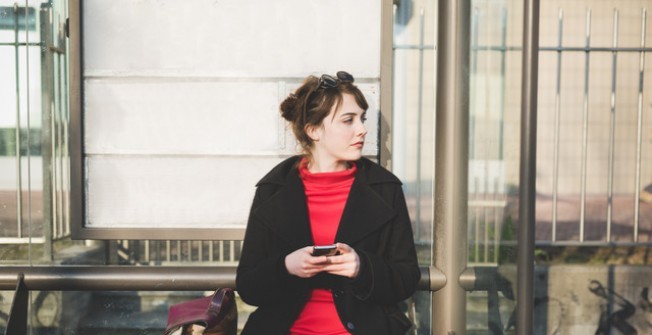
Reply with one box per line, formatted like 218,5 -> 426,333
236,71 -> 420,335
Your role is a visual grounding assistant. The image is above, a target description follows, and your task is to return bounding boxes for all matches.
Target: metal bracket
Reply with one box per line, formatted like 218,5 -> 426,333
5,273 -> 28,335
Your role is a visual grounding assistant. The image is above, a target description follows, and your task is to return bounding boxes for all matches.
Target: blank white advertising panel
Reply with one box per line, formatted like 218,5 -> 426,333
80,0 -> 382,235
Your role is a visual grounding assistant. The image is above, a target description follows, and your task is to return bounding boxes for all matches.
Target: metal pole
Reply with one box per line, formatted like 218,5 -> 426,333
433,0 -> 470,333
551,9 -> 563,242
380,0 -> 394,169
0,266 -> 439,292
517,0 -> 539,333
415,7 -> 425,243
633,9 -> 647,242
14,4 -> 23,240
579,9 -> 592,242
40,4 -> 54,261
606,9 -> 619,242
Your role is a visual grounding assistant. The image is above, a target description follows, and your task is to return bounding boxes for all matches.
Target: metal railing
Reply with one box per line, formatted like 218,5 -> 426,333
0,265 -> 454,335
396,5 -> 651,261
114,239 -> 242,265
474,7 -> 651,248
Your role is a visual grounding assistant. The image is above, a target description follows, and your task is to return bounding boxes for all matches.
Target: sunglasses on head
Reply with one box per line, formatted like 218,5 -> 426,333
317,71 -> 355,89
302,71 -> 355,124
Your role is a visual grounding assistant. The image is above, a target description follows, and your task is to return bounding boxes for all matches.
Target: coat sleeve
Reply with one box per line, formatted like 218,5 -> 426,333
350,184 -> 421,304
236,185 -> 302,307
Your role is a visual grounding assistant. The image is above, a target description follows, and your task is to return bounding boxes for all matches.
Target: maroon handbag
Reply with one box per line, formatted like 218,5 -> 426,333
164,288 -> 237,335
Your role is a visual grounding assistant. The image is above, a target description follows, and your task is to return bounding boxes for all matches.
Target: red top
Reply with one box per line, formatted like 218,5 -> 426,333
290,160 -> 356,335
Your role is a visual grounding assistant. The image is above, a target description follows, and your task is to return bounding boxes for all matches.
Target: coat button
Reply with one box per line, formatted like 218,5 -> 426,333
346,322 -> 355,330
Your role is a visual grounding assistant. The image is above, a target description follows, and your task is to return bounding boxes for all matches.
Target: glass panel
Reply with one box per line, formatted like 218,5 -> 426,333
393,0 -> 436,333
0,0 -> 48,264
467,0 -> 521,333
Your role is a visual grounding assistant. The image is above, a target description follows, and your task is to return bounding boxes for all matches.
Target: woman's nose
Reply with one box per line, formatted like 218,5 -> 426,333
358,122 -> 367,137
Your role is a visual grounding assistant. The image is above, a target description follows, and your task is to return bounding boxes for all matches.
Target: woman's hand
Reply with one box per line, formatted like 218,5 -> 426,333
285,246 -> 329,278
322,243 -> 360,278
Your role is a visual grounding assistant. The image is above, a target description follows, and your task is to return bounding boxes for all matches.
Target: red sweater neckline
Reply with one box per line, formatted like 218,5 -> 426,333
298,159 -> 357,185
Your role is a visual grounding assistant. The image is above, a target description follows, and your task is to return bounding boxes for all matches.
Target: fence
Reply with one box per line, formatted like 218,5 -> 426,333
395,5 -> 651,265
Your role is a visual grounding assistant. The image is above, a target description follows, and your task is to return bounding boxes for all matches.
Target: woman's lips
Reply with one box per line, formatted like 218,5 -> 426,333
352,141 -> 364,148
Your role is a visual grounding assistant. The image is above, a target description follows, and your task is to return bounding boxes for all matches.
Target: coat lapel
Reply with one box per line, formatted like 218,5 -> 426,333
252,169 -> 313,250
335,167 -> 398,245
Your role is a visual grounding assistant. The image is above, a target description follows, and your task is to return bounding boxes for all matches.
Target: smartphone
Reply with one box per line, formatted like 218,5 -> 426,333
312,244 -> 339,257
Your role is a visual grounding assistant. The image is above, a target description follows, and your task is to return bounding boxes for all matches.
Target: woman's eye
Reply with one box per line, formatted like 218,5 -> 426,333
343,118 -> 353,123
361,116 -> 367,123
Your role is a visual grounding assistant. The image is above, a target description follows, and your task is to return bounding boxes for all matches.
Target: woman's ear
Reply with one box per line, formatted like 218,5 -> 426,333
305,124 -> 320,142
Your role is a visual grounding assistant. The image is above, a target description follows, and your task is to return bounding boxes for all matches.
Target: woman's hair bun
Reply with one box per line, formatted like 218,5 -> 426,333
280,93 -> 300,122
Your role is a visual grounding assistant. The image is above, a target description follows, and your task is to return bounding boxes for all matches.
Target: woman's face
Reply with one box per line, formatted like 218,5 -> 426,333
308,93 -> 367,171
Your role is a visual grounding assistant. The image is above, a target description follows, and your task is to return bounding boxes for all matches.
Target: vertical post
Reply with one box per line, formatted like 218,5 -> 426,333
633,9 -> 646,241
551,9 -> 563,242
68,0 -> 84,240
379,0 -> 394,169
415,7 -> 425,240
433,0 -> 470,334
606,9 -> 619,242
579,9 -> 592,238
41,4 -> 54,261
14,4 -> 24,239
518,0 -> 539,334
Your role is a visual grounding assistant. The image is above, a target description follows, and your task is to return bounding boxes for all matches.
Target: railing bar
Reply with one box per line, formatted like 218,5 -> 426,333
144,240 -> 150,263
470,8 -> 478,162
415,7 -> 425,241
176,240 -> 181,261
0,266 -> 434,292
219,240 -> 224,262
474,182 -> 480,262
536,241 -> 652,247
471,46 -> 652,52
493,190 -> 500,263
155,241 -> 161,265
606,9 -> 620,243
229,240 -> 235,262
541,46 -> 652,52
0,42 -> 42,46
57,59 -> 65,244
580,9 -> 592,242
25,0 -> 36,262
499,7 -> 507,161
14,4 -> 23,240
198,240 -> 203,262
552,8 -> 563,242
63,54 -> 72,238
470,6 -> 479,264
166,240 -> 171,262
394,43 -> 652,52
481,7 -> 492,227
483,205 -> 489,262
0,237 -> 45,244
393,44 -> 435,50
209,241 -> 214,262
633,9 -> 647,243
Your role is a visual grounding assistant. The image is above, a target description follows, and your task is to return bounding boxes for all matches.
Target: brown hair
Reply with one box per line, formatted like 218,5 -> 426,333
279,74 -> 368,154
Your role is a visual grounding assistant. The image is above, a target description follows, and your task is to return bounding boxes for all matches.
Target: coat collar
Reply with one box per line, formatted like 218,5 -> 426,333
252,156 -> 401,250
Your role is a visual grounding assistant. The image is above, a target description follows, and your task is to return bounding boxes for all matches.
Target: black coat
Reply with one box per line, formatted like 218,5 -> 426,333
236,156 -> 421,335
